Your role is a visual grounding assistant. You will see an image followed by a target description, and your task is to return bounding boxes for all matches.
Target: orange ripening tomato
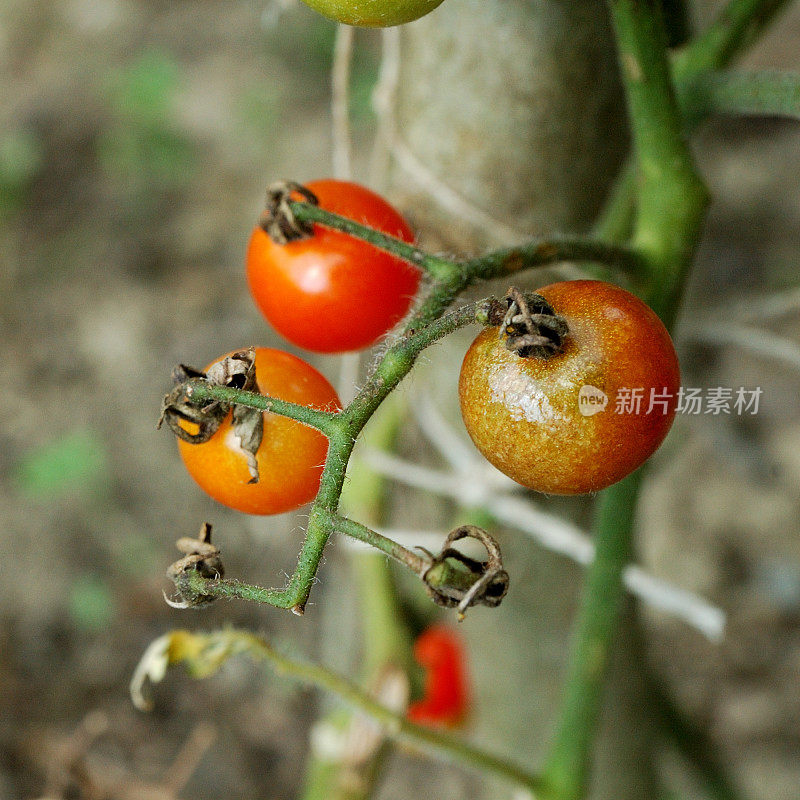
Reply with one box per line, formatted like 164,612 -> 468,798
407,625 -> 469,728
459,281 -> 680,495
247,179 -> 420,354
178,347 -> 340,515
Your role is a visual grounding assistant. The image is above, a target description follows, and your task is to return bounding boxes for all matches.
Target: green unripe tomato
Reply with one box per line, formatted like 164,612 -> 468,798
300,0 -> 445,27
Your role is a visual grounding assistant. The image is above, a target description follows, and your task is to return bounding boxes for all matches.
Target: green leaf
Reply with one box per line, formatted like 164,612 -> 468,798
15,429 -> 108,499
69,574 -> 116,633
0,129 -> 43,215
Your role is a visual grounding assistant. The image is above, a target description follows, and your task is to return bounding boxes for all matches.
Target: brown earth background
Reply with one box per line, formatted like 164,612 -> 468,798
1,1 -> 800,798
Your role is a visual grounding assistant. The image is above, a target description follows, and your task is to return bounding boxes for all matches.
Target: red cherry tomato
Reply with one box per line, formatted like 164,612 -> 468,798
459,281 -> 680,495
407,625 -> 469,728
178,347 -> 340,515
247,179 -> 420,354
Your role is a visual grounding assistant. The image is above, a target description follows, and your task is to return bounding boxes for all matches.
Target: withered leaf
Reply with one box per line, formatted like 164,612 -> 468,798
232,404 -> 264,483
205,348 -> 258,392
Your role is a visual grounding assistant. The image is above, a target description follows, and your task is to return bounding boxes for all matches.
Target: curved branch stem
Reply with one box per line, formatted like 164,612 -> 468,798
153,629 -> 543,794
680,69 -> 800,121
291,201 -> 645,285
183,380 -> 340,435
327,512 -> 429,573
673,0 -> 792,77
291,201 -> 459,280
463,238 -> 645,283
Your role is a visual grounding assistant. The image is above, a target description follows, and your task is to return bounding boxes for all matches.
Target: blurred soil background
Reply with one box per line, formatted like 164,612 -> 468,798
1,1 -> 799,798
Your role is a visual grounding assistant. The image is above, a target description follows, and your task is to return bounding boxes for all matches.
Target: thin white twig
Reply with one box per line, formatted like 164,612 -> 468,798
486,494 -> 595,565
487,495 -> 725,641
331,24 -> 354,180
624,565 -> 726,642
391,138 -> 530,245
413,392 -> 488,472
369,27 -> 402,191
338,352 -> 361,406
683,322 -> 800,371
361,448 -> 726,641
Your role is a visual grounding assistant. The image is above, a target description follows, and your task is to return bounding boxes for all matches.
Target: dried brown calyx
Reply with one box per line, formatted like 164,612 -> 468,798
421,525 -> 509,619
498,286 -> 568,358
158,348 -> 264,482
166,523 -> 224,607
258,180 -> 319,244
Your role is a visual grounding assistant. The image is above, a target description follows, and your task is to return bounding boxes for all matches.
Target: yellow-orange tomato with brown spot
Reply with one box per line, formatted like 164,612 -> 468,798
178,347 -> 340,515
458,281 -> 680,495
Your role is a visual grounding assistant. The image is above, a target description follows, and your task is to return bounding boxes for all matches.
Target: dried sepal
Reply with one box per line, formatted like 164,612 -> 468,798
499,286 -> 569,359
158,348 -> 265,482
166,523 -> 224,607
422,525 -> 509,618
259,180 -> 320,244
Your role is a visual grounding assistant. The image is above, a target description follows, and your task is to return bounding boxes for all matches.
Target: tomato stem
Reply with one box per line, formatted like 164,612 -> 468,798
291,201 -> 459,280
291,201 -> 646,284
150,628 -> 543,793
540,0 -> 711,797
181,380 -> 341,436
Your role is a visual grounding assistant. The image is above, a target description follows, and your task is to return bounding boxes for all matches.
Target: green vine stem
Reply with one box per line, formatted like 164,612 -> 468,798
672,0 -> 792,78
291,202 -> 459,281
291,202 -> 646,285
300,395 -> 413,800
609,0 -> 709,318
594,0 -> 791,250
171,226 -> 638,614
182,381 -> 340,435
137,628 -> 543,795
679,69 -> 800,121
540,0 -> 710,797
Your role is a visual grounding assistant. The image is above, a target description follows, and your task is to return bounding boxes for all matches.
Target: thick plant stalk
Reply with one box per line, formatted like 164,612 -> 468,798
541,1 -> 708,797
392,0 -> 629,252
391,4 -> 652,799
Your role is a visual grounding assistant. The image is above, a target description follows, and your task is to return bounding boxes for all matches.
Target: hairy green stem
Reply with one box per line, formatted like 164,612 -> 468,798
680,69 -> 800,121
292,201 -> 645,285
183,380 -> 340,435
673,0 -> 792,77
179,299 -> 494,612
464,238 -> 645,282
164,628 -> 543,793
291,202 -> 459,281
300,396 -> 412,800
540,2 -> 710,798
327,513 -> 427,572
